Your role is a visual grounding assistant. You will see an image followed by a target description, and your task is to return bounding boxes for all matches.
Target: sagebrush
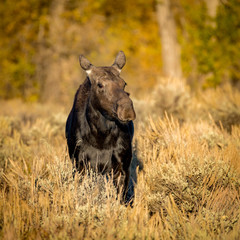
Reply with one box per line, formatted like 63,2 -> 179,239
0,84 -> 240,239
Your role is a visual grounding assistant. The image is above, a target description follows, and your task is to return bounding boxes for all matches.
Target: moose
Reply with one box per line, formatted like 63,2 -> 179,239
65,51 -> 136,201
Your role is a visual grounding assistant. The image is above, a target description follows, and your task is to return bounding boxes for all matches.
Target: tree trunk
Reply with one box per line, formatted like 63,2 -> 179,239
205,0 -> 219,18
156,0 -> 182,79
41,0 -> 66,102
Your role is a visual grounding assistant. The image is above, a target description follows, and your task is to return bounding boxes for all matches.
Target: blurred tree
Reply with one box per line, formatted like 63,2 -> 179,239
205,0 -> 219,18
39,0 -> 66,102
156,0 -> 182,78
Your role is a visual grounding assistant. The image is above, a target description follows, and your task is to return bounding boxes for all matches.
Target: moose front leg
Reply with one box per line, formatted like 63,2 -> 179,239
113,167 -> 130,203
112,136 -> 133,203
122,167 -> 130,202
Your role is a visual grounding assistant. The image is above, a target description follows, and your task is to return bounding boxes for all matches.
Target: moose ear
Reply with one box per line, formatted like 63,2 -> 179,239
79,55 -> 93,75
112,51 -> 126,73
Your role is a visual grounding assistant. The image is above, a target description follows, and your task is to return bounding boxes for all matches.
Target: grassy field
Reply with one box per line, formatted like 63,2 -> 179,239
0,81 -> 240,239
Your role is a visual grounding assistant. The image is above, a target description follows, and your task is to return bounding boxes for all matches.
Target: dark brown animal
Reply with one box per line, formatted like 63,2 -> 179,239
65,51 -> 136,201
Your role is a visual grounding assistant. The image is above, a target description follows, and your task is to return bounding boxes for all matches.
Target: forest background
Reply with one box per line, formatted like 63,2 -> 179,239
0,0 -> 239,103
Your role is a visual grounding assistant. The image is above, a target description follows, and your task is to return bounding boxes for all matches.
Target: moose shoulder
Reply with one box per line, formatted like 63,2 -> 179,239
65,51 -> 136,201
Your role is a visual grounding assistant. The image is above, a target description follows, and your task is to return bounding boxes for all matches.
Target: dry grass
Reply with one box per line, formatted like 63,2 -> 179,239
0,84 -> 240,239
200,84 -> 240,132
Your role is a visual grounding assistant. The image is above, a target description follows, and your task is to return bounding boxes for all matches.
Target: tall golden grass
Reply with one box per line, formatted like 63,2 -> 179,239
0,82 -> 240,239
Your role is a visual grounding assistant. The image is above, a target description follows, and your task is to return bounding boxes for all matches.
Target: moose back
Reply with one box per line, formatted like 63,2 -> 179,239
65,51 -> 136,200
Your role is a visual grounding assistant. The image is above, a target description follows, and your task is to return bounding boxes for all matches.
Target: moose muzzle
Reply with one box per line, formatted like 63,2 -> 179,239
116,97 -> 136,122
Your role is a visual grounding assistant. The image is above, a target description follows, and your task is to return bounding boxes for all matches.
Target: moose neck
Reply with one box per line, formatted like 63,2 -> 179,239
87,96 -> 117,136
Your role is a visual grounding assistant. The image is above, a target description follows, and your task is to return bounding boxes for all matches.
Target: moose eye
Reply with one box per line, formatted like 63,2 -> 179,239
97,83 -> 103,88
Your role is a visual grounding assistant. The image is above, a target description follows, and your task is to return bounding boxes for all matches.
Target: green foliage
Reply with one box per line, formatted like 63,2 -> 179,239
216,0 -> 240,84
179,0 -> 240,88
0,0 -> 52,100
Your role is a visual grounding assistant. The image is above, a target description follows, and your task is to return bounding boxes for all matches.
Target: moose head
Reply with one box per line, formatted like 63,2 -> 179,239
79,51 -> 136,123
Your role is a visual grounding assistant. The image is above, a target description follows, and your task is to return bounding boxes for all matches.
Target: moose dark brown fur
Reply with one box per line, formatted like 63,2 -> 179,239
65,51 -> 136,201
